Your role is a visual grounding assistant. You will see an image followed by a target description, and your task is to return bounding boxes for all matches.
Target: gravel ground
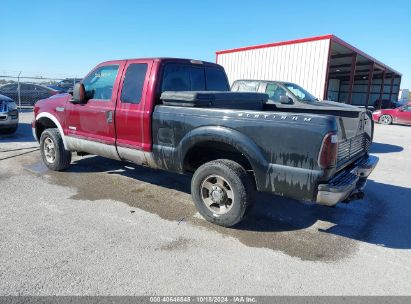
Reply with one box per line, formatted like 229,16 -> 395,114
0,111 -> 410,295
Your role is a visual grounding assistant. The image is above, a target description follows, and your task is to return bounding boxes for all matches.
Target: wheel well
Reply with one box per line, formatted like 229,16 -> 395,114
35,117 -> 57,141
183,141 -> 253,173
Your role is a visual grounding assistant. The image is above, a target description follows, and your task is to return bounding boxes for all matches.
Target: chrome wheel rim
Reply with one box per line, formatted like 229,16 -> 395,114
43,137 -> 56,163
380,115 -> 391,124
201,175 -> 234,215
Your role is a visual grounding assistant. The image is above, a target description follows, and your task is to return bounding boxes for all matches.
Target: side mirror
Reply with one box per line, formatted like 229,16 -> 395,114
279,95 -> 292,104
71,83 -> 87,104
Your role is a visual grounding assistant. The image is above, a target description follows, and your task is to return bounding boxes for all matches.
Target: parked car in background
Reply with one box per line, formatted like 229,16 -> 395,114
0,83 -> 60,107
0,94 -> 19,134
232,79 -> 321,103
372,103 -> 411,125
232,79 -> 373,109
57,78 -> 82,92
232,79 -> 375,138
47,85 -> 66,93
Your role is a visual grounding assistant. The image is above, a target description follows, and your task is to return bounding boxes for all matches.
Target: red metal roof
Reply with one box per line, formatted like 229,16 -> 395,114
216,34 -> 333,55
216,34 -> 401,76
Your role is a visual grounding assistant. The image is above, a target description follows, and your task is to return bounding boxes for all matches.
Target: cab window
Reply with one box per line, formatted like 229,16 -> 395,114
83,65 -> 119,101
283,82 -> 317,102
121,63 -> 148,104
232,81 -> 259,92
161,64 -> 205,92
161,63 -> 229,92
265,83 -> 287,103
205,67 -> 229,91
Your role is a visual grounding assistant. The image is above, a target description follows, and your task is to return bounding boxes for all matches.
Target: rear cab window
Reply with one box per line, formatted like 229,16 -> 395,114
160,63 -> 229,93
205,67 -> 229,91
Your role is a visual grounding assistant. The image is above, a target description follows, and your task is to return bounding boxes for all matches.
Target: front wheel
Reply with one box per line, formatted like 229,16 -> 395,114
40,128 -> 72,171
379,114 -> 392,125
191,159 -> 255,227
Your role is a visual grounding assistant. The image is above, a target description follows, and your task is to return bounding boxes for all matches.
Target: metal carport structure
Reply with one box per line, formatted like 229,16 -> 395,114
216,34 -> 402,108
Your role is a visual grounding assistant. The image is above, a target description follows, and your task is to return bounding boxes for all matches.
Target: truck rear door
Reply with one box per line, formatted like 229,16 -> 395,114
115,59 -> 154,160
64,61 -> 125,159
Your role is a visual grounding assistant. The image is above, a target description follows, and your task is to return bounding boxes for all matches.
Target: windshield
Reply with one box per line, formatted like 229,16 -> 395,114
283,82 -> 317,102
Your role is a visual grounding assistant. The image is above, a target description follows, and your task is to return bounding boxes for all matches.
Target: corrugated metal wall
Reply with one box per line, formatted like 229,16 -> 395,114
217,39 -> 331,99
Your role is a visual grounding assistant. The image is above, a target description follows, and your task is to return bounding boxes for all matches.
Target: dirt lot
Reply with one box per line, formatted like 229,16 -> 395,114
0,111 -> 410,295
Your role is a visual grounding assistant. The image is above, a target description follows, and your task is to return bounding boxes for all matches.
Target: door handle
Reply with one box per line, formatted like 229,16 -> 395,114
106,110 -> 113,123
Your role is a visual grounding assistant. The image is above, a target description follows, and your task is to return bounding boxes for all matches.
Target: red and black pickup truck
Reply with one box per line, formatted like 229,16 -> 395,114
33,58 -> 378,227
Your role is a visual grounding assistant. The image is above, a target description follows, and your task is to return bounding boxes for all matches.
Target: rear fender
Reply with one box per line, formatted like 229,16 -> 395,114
178,126 -> 269,190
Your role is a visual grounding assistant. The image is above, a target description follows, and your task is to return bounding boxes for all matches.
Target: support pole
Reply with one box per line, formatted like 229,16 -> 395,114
365,63 -> 374,109
323,40 -> 332,100
388,73 -> 395,102
17,71 -> 22,111
378,70 -> 386,109
347,53 -> 357,104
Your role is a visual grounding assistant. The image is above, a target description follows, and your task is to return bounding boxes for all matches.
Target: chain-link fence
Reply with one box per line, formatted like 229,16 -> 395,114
0,71 -> 81,108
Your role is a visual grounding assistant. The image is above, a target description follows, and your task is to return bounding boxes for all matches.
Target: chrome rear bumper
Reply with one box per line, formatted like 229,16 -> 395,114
316,155 -> 379,206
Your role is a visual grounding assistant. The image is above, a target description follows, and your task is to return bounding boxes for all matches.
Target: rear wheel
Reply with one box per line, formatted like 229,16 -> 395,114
379,114 -> 392,125
40,128 -> 71,171
191,159 -> 255,227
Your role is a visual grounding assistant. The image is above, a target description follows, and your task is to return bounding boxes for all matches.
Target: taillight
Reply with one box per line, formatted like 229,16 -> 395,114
318,132 -> 338,169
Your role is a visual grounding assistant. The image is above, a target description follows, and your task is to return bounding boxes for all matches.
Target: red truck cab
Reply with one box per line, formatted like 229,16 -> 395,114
35,59 -> 159,156
33,58 -> 229,165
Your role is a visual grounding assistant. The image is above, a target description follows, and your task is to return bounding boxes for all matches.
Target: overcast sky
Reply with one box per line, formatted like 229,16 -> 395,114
1,0 -> 410,89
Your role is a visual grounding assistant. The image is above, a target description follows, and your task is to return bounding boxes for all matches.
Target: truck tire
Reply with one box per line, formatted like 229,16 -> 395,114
40,128 -> 71,171
191,159 -> 255,227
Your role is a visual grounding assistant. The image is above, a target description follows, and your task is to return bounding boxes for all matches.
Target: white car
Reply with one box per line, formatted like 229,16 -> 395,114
0,94 -> 19,134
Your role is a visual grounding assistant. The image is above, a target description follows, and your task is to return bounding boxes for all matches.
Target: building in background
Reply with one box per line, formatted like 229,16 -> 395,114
398,89 -> 410,103
216,35 -> 402,108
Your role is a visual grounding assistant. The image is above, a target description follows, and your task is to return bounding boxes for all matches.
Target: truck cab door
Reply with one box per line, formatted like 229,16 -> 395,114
65,62 -> 125,160
114,60 -> 153,163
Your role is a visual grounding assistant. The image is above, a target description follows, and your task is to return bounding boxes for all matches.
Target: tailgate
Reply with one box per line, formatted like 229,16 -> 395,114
336,111 -> 372,170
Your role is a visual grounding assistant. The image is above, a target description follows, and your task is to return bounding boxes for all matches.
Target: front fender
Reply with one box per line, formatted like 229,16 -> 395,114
34,95 -> 70,148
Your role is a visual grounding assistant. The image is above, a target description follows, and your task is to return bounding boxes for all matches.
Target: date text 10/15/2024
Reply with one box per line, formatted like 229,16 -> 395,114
149,296 -> 257,303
